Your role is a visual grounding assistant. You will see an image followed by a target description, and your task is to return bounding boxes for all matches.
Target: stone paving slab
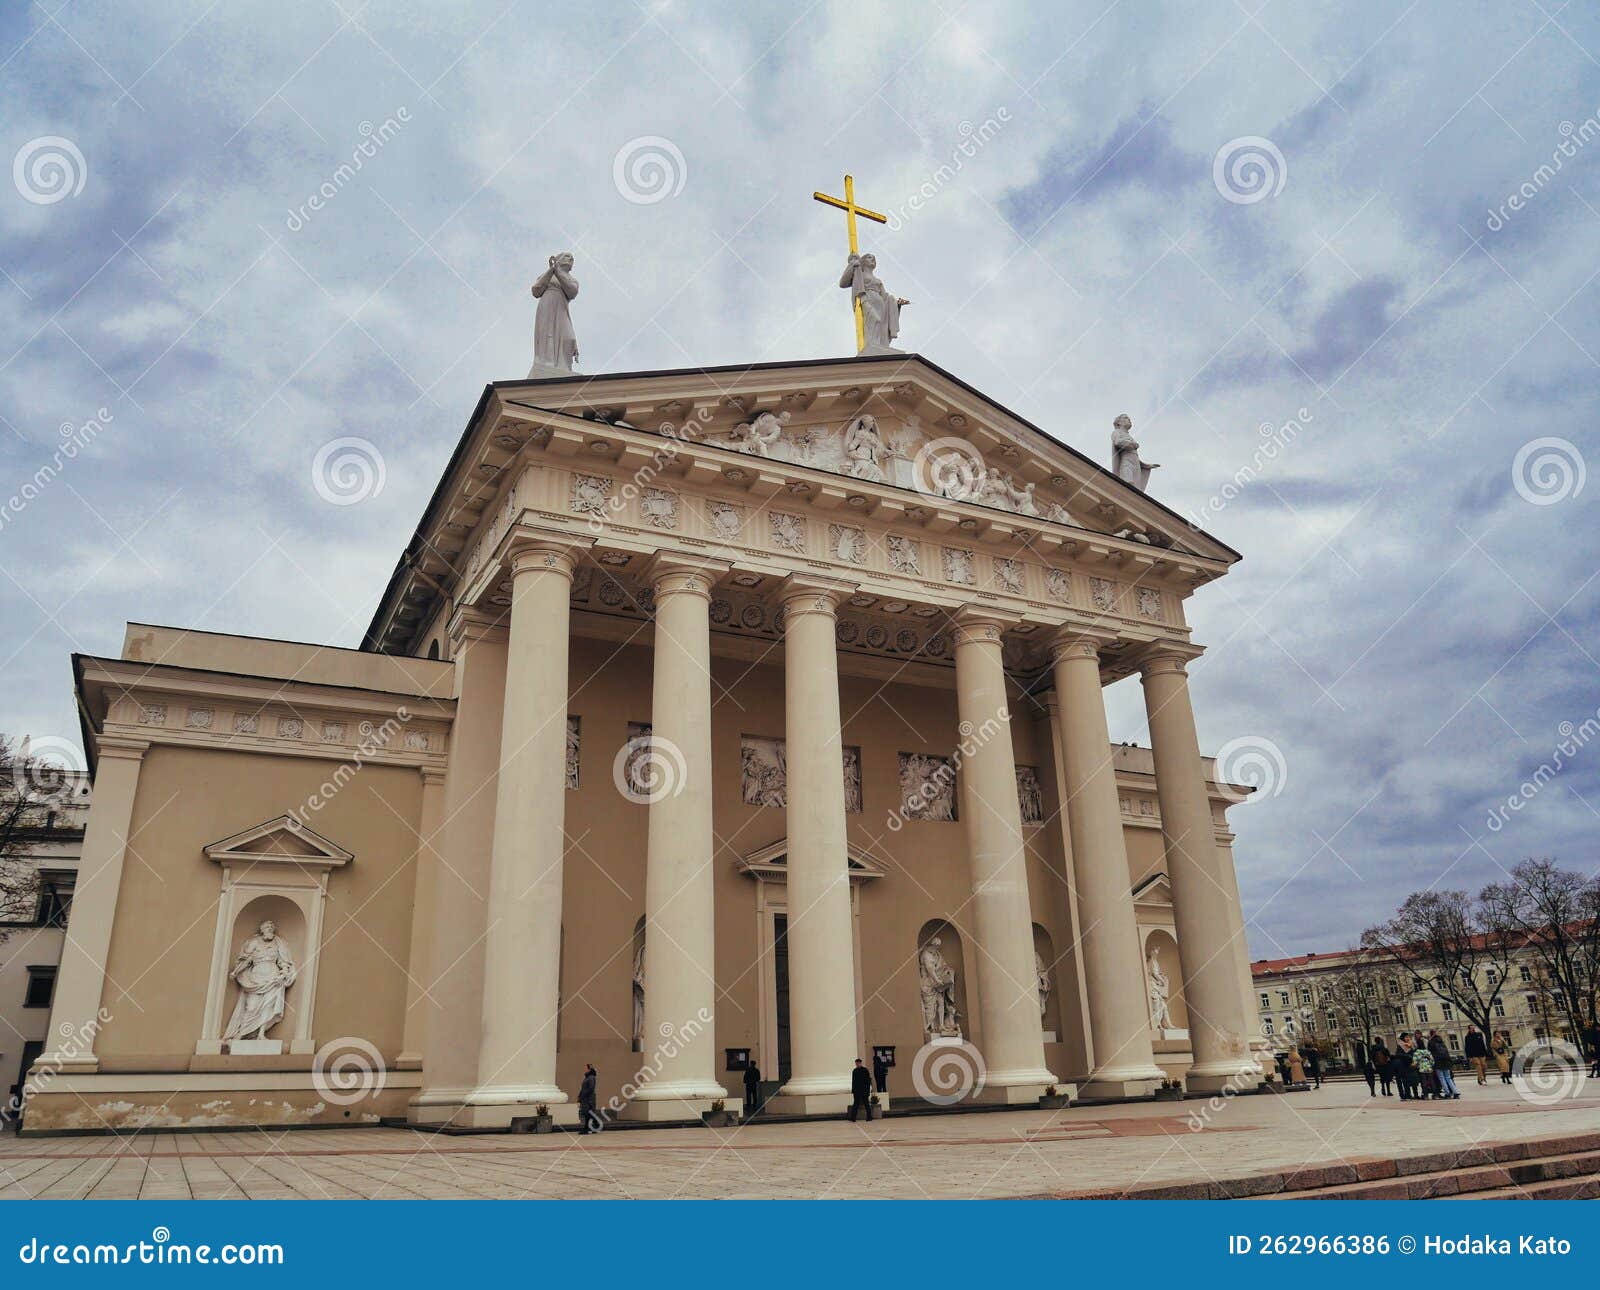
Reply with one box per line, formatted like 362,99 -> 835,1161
3,1080 -> 1599,1199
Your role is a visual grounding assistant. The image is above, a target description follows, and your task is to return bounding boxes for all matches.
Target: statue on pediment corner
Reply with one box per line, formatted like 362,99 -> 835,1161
1111,413 -> 1158,491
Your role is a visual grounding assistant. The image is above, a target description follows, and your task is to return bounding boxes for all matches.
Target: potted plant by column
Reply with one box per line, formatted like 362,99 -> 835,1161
702,1098 -> 735,1128
867,1093 -> 884,1120
1038,1083 -> 1069,1110
1154,1078 -> 1185,1102
533,1103 -> 555,1132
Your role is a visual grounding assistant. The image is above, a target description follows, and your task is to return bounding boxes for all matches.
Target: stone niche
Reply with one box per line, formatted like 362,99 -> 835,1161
194,815 -> 353,1057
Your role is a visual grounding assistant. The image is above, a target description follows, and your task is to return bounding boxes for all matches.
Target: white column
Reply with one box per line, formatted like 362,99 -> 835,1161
1050,633 -> 1165,1097
464,539 -> 586,1124
626,556 -> 729,1120
40,735 -> 148,1071
951,612 -> 1057,1100
1140,647 -> 1260,1092
409,611 -> 508,1124
772,578 -> 860,1114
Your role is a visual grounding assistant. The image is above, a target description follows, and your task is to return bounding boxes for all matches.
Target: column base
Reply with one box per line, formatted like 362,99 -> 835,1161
1185,1062 -> 1262,1094
619,1096 -> 732,1123
1080,1075 -> 1162,1100
971,1080 -> 1066,1106
763,1092 -> 853,1117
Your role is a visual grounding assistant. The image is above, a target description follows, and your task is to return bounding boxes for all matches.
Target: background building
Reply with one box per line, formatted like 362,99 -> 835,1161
1,771 -> 90,1121
1251,943 -> 1571,1070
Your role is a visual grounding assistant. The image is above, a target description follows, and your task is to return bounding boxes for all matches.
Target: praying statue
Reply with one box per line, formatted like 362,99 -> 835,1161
839,252 -> 909,353
1147,947 -> 1173,1032
632,938 -> 646,1052
1036,950 -> 1051,1020
1111,413 -> 1158,491
222,919 -> 297,1042
530,251 -> 579,375
918,936 -> 960,1037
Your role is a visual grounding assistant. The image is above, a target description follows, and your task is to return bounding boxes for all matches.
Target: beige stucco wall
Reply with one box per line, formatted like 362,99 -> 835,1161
91,745 -> 425,1070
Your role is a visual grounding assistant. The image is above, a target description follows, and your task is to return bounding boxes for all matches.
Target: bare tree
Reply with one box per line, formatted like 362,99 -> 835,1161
0,734 -> 74,938
1361,890 -> 1514,1038
1305,949 -> 1400,1062
1482,859 -> 1600,1041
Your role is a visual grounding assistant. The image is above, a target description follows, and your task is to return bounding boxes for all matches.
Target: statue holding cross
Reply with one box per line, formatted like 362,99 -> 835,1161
814,174 -> 910,355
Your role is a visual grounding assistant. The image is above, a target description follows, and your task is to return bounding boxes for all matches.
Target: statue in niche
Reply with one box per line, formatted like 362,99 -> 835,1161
530,252 -> 579,375
1036,950 -> 1051,1019
919,937 -> 961,1037
1111,413 -> 1158,491
843,414 -> 889,482
1147,946 -> 1174,1031
632,937 -> 645,1051
222,919 -> 297,1042
839,252 -> 910,352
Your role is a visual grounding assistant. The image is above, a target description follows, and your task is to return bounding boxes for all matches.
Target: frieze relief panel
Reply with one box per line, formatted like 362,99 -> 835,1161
740,735 -> 862,812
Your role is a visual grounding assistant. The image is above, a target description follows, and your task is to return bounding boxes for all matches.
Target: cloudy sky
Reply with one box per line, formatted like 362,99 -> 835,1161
2,1 -> 1597,959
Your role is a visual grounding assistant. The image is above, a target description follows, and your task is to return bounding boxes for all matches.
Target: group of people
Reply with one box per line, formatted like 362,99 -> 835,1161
1363,1027 -> 1516,1099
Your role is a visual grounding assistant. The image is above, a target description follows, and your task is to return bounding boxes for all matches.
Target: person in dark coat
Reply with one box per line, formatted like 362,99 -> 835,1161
1372,1040 -> 1393,1095
1361,1050 -> 1377,1096
872,1049 -> 889,1094
742,1059 -> 761,1116
847,1058 -> 873,1121
1303,1043 -> 1322,1088
1392,1033 -> 1414,1100
1464,1028 -> 1488,1085
578,1063 -> 599,1133
1427,1031 -> 1459,1098
1587,1024 -> 1600,1078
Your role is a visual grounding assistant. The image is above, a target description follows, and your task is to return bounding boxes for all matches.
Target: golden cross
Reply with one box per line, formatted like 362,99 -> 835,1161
813,174 -> 887,354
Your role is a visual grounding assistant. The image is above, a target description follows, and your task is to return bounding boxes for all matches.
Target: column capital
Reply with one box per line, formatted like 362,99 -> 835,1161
772,573 -> 857,618
95,735 -> 150,763
506,534 -> 593,581
641,552 -> 730,599
949,606 -> 1016,649
1048,626 -> 1118,665
1137,641 -> 1204,679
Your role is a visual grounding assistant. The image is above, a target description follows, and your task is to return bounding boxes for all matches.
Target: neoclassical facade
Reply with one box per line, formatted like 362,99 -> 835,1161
27,355 -> 1263,1133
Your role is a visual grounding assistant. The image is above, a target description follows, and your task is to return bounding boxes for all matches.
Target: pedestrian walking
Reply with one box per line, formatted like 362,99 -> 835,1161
1464,1027 -> 1488,1085
1492,1031 -> 1513,1084
1304,1043 -> 1323,1088
578,1062 -> 600,1134
1362,1051 -> 1377,1096
1392,1033 -> 1414,1100
847,1058 -> 873,1122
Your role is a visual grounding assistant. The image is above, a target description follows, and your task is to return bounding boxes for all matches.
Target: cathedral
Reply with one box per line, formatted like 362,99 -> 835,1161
26,270 -> 1266,1131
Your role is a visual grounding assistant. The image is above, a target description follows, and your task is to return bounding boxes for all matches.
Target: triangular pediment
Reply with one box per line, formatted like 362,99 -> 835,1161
204,815 -> 353,869
1132,871 -> 1172,906
366,354 -> 1238,654
736,836 -> 886,882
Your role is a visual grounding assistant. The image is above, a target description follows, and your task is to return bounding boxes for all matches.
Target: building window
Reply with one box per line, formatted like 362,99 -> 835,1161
1364,982 -> 1376,997
1298,986 -> 1311,1004
1525,994 -> 1538,1012
1259,992 -> 1270,1010
1448,1033 -> 1460,1051
1278,990 -> 1289,1006
1520,965 -> 1533,983
24,967 -> 56,1009
1386,980 -> 1399,997
1416,1003 -> 1429,1023
1440,1002 -> 1453,1021
1493,1000 -> 1506,1018
1486,968 -> 1498,984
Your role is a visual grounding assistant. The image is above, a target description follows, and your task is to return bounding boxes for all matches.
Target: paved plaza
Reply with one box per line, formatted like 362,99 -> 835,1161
4,1078 -> 1599,1200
